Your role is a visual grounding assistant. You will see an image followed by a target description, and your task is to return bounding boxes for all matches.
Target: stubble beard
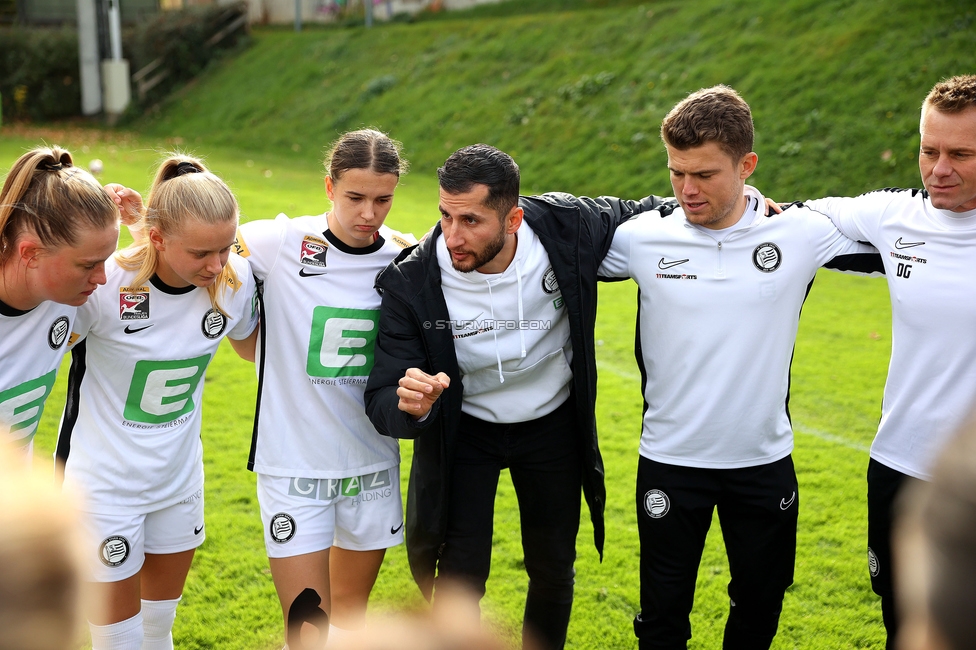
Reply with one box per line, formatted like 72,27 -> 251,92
451,226 -> 508,273
685,191 -> 744,229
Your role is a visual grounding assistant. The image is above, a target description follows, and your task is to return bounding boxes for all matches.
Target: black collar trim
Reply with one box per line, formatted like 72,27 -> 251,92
324,229 -> 386,255
150,274 -> 197,295
0,296 -> 33,317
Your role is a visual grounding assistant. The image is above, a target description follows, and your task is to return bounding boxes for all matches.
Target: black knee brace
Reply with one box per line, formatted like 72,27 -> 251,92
287,588 -> 330,650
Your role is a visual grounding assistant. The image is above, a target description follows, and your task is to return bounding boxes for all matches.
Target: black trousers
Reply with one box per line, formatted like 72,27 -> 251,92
634,455 -> 798,650
435,398 -> 581,650
866,458 -> 921,650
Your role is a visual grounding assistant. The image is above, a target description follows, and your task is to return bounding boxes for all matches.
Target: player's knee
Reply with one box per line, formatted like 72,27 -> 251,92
524,551 -> 576,601
141,597 -> 180,637
525,565 -> 576,604
89,613 -> 144,650
287,588 -> 330,650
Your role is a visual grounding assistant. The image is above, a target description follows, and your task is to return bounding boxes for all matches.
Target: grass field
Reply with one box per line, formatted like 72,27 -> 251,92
2,127 -> 892,648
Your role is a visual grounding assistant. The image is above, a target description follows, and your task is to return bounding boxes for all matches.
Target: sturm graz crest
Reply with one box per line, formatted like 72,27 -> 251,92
201,308 -> 227,339
753,242 -> 782,273
270,513 -> 296,544
868,547 -> 880,577
48,316 -> 70,349
98,535 -> 130,567
643,489 -> 670,519
541,267 -> 559,294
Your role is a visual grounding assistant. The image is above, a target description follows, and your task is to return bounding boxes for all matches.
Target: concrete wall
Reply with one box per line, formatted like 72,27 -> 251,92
243,0 -> 504,26
16,0 -> 158,24
13,0 -> 500,26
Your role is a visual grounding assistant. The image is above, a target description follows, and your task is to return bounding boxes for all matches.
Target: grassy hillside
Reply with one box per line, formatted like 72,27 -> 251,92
135,0 -> 974,200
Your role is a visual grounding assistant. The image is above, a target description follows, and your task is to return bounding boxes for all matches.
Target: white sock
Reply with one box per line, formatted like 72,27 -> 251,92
141,597 -> 181,650
325,624 -> 356,648
90,613 -> 144,650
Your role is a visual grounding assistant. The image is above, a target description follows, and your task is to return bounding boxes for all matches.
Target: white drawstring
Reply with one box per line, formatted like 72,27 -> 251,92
485,278 -> 504,384
515,259 -> 526,359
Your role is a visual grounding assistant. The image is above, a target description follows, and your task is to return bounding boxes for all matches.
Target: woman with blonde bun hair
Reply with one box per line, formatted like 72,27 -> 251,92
0,146 -> 119,457
56,154 -> 259,650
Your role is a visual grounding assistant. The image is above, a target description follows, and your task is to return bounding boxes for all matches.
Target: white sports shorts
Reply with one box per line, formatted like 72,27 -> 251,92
82,488 -> 205,582
257,467 -> 404,558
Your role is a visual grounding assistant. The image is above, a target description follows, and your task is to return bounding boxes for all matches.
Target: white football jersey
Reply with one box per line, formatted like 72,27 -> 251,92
236,214 -> 413,479
57,254 -> 258,513
600,186 -> 880,469
0,299 -> 74,451
806,190 -> 976,480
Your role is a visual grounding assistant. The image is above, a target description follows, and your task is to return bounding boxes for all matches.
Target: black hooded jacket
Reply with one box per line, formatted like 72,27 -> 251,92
364,191 -> 668,598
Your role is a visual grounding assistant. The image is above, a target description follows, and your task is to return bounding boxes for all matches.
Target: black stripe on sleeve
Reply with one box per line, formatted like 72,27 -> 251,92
246,275 -> 266,472
822,252 -> 886,275
634,288 -> 650,421
55,340 -> 87,469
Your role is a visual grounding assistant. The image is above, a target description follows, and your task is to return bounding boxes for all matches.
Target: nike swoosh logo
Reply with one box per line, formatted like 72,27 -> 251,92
194,525 -> 204,535
894,237 -> 925,249
458,312 -> 485,325
780,491 -> 796,510
658,258 -> 690,270
391,522 -> 404,535
299,268 -> 327,277
124,324 -> 154,334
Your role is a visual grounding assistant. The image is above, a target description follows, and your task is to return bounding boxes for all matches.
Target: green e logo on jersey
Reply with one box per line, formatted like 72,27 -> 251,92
123,355 -> 211,424
0,370 -> 57,446
307,306 -> 379,378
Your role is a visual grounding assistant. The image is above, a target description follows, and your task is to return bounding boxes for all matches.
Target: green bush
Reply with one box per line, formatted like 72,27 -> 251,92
0,27 -> 81,121
0,3 -> 248,122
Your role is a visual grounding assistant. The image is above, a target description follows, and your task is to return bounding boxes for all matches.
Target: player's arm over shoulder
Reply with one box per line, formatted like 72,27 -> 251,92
789,204 -> 884,275
234,213 -> 292,275
803,188 -> 916,244
536,191 -> 676,222
597,210 -> 665,281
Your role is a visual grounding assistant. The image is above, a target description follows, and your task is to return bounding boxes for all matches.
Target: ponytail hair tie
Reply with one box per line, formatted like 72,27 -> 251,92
40,161 -> 64,172
176,161 -> 202,176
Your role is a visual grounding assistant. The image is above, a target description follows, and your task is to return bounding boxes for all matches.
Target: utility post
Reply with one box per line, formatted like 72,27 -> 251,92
77,0 -> 102,115
100,0 -> 131,120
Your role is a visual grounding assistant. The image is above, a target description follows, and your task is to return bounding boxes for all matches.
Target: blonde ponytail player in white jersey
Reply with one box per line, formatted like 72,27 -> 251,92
0,146 -> 119,456
231,129 -> 413,650
116,156 -> 242,314
58,154 -> 258,650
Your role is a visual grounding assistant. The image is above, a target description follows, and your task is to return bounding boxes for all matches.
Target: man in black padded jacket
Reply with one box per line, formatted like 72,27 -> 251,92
365,144 -> 668,650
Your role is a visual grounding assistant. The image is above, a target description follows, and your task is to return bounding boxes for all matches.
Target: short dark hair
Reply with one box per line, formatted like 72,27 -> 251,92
924,75 -> 976,114
660,85 -> 754,161
437,144 -> 520,216
326,128 -> 408,181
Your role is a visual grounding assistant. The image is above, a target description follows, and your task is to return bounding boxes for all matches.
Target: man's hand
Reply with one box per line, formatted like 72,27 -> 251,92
397,368 -> 450,420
